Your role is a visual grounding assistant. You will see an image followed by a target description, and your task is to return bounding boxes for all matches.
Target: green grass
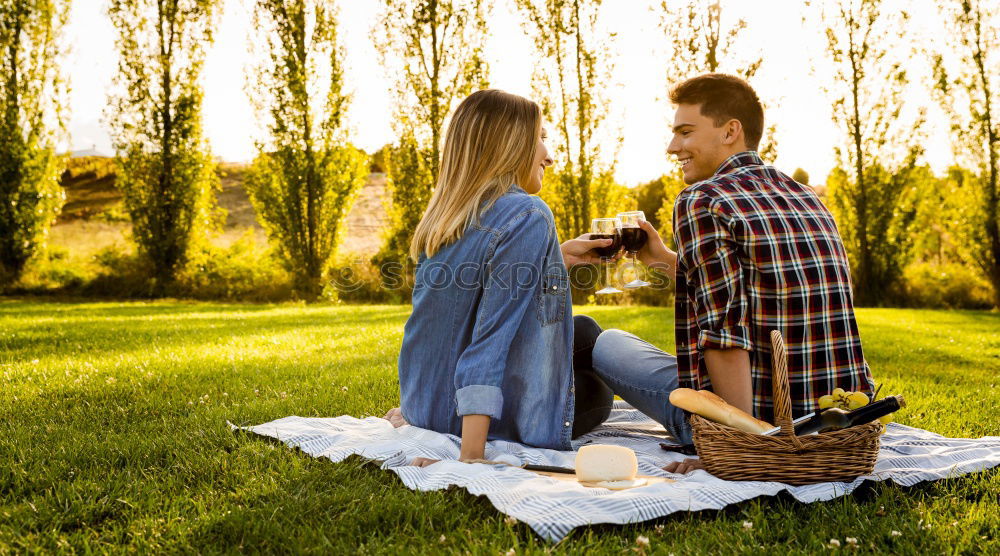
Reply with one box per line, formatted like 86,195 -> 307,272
1,299 -> 998,553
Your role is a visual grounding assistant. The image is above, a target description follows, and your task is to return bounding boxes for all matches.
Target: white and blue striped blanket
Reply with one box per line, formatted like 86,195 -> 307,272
235,401 -> 1000,542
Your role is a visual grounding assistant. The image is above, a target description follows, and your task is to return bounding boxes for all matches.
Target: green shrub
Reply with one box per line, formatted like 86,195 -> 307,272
327,256 -> 413,304
85,234 -> 295,302
177,234 -> 293,302
84,245 -> 157,298
13,245 -> 89,291
95,203 -> 130,223
901,262 -> 994,309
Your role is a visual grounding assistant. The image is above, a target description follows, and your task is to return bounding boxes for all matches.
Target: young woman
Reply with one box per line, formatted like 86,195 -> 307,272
384,89 -> 617,463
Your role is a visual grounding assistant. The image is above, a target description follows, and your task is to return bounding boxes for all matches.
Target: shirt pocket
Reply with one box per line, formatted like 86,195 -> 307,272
536,271 -> 569,326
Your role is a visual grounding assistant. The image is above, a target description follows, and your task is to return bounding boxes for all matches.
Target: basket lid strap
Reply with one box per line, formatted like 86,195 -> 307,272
769,330 -> 799,445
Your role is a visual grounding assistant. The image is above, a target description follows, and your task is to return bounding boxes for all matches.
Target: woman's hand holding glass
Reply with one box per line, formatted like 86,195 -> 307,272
561,234 -> 619,268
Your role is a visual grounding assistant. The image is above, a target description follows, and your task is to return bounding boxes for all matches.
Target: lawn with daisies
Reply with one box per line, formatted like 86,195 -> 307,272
1,298 -> 998,553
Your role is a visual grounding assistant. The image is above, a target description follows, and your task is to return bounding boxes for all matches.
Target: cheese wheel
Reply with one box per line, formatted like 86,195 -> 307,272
574,445 -> 638,482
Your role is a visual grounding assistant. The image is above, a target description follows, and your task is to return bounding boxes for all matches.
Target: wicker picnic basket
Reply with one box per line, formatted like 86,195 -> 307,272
690,330 -> 882,485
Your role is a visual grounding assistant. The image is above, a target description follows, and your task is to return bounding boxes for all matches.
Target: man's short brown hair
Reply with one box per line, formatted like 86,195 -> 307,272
670,73 -> 764,150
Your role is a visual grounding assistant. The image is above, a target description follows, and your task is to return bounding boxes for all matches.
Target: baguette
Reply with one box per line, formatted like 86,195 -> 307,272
669,388 -> 774,434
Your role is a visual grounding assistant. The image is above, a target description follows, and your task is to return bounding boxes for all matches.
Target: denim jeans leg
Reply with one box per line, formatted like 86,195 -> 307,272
591,329 -> 693,445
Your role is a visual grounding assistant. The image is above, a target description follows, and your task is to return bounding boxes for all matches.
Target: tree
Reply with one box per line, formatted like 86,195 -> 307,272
375,0 -> 489,263
244,0 -> 369,300
517,0 -> 629,240
633,176 -> 668,230
792,167 -> 810,185
932,0 -> 1000,307
817,0 -> 924,305
655,0 -> 778,163
652,171 -> 688,251
908,165 -> 968,266
107,0 -> 221,289
0,0 -> 68,285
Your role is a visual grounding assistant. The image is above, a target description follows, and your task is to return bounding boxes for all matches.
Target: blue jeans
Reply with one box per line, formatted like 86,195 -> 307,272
591,329 -> 693,445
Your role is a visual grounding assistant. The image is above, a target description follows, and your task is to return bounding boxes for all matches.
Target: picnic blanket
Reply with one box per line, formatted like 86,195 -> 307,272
233,401 -> 1000,542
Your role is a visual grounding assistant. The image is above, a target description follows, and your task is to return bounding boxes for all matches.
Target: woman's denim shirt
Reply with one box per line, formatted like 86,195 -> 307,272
398,185 -> 575,450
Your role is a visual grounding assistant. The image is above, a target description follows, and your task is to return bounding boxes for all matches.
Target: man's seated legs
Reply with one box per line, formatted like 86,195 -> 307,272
592,329 -> 692,445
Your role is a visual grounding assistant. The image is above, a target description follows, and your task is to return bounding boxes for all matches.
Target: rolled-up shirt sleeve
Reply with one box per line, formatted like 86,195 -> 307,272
453,208 -> 553,419
674,191 -> 752,352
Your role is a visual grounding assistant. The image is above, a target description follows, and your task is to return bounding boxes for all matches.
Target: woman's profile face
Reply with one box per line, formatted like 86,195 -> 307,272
524,127 -> 553,194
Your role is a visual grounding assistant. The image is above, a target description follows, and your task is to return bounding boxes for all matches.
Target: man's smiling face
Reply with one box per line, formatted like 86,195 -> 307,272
667,103 -> 733,185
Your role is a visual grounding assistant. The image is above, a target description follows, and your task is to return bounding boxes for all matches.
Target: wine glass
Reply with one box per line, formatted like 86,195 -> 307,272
616,210 -> 650,289
590,218 -> 622,294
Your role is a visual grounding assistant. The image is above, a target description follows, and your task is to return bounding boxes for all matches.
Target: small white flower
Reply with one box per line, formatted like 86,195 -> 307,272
828,539 -> 841,547
890,530 -> 902,537
439,534 -> 446,543
636,535 -> 650,548
742,521 -> 753,530
341,386 -> 348,392
504,516 -> 518,526
654,524 -> 665,533
845,537 -> 857,545
505,549 -> 515,556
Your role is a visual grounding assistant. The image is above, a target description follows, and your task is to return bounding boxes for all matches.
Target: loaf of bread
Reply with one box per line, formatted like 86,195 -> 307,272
668,388 -> 774,434
574,445 -> 638,482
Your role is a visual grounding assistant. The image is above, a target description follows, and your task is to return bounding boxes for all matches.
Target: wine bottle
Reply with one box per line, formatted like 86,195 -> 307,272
773,395 -> 905,436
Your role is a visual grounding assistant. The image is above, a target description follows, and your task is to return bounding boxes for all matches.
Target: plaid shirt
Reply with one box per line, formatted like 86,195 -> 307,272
673,151 -> 874,423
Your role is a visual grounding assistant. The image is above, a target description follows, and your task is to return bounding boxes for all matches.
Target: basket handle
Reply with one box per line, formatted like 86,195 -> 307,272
770,330 -> 803,448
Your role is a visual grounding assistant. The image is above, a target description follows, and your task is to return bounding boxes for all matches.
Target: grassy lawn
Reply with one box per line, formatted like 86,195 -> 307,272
1,299 -> 998,553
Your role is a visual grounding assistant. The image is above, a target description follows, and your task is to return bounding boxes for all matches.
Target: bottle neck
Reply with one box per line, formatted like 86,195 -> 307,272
845,395 -> 904,425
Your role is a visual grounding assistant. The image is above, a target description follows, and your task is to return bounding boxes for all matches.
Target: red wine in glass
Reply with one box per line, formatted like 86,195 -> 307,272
619,227 -> 647,253
590,233 -> 622,258
591,218 -> 623,294
616,211 -> 651,288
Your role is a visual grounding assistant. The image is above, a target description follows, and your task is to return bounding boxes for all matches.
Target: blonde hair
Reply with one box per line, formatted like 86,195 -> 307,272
410,89 -> 542,260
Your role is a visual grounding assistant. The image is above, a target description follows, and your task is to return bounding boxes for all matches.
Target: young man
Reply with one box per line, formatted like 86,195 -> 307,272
591,73 -> 875,472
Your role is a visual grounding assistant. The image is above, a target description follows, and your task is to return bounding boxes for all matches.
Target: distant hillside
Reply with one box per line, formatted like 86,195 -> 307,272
58,157 -> 389,255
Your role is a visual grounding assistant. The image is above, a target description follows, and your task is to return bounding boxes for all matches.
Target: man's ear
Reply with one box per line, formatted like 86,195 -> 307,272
721,119 -> 744,147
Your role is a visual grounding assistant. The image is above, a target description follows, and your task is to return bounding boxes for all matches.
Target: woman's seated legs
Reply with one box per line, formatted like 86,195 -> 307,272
592,329 -> 692,445
571,315 -> 614,438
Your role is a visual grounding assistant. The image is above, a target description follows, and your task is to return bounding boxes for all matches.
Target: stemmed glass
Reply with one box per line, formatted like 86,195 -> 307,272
616,210 -> 650,289
590,217 -> 622,294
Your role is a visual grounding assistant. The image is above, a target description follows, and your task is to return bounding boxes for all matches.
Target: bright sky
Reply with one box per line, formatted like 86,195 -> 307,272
64,0 -> 951,186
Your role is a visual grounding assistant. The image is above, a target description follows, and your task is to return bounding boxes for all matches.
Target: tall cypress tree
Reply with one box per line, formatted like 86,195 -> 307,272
244,0 -> 369,300
374,0 -> 489,264
0,0 -> 69,285
107,0 -> 221,290
932,0 -> 1000,308
818,0 -> 924,305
